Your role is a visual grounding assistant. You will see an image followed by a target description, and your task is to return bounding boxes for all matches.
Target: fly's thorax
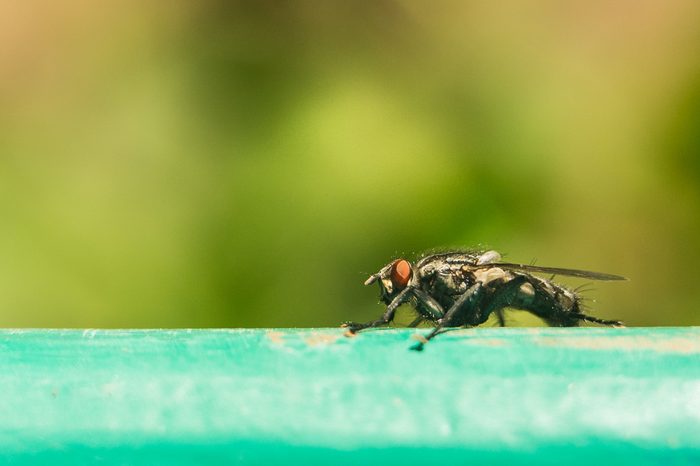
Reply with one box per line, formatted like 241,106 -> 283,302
418,261 -> 475,300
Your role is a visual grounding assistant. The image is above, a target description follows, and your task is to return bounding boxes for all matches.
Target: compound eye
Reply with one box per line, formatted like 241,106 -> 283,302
391,259 -> 412,289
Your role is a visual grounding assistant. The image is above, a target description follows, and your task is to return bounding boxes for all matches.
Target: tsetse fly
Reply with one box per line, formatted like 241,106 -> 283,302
342,250 -> 626,351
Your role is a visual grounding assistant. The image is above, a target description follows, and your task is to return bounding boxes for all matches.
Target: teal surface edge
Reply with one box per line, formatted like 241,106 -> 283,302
0,327 -> 697,464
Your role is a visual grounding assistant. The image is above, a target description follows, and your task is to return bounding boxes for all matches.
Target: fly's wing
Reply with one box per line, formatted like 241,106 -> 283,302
491,263 -> 627,281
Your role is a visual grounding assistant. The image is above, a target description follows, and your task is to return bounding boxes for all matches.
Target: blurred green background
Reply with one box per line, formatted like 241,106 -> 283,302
0,1 -> 698,328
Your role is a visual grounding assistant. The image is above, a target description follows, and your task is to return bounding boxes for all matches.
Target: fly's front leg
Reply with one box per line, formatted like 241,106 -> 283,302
411,283 -> 484,351
342,287 -> 413,335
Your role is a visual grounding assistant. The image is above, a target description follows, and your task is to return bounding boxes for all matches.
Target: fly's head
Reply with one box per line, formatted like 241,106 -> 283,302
364,259 -> 414,304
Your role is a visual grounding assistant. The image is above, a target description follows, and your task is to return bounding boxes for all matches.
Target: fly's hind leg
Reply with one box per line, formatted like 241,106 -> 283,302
494,309 -> 507,327
572,312 -> 624,327
406,316 -> 425,328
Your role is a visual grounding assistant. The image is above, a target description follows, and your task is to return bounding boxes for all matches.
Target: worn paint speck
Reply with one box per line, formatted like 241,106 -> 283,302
266,331 -> 285,345
305,333 -> 340,346
470,338 -> 510,347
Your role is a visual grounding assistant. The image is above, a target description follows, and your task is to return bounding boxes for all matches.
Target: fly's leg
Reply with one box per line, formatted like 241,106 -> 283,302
571,312 -> 624,327
411,276 -> 530,351
410,283 -> 484,351
342,287 -> 413,334
407,316 -> 425,328
494,309 -> 506,327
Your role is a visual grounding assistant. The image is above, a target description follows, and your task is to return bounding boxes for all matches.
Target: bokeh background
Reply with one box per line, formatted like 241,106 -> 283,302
1,1 -> 699,328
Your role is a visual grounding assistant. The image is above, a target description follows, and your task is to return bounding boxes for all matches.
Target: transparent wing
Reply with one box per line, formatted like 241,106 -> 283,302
491,263 -> 627,281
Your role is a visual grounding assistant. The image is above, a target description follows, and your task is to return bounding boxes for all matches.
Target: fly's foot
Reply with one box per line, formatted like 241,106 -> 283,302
341,322 -> 366,336
409,333 -> 429,351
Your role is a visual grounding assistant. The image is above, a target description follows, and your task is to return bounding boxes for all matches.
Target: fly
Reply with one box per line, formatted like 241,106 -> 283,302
342,250 -> 626,351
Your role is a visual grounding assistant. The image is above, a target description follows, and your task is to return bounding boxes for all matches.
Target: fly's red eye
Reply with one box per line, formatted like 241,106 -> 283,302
391,259 -> 412,289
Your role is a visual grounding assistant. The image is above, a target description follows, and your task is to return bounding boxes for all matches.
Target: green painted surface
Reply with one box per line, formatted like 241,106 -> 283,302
0,327 -> 698,464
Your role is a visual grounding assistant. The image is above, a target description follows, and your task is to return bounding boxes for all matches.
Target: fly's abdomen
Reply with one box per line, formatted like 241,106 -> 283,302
513,275 -> 582,327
